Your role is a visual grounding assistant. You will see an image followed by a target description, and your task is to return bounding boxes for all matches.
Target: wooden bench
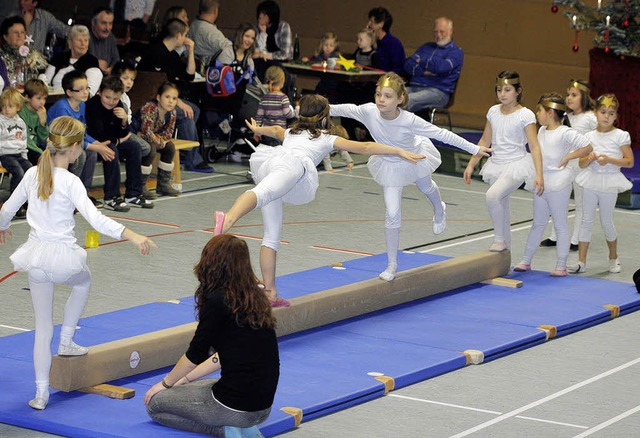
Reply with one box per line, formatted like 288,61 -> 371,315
170,139 -> 200,186
0,165 -> 7,187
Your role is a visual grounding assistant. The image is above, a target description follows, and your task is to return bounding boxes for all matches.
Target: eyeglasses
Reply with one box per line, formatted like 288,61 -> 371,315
70,87 -> 91,93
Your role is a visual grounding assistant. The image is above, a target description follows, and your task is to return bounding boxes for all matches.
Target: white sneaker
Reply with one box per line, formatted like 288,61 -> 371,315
58,340 -> 89,356
489,241 -> 507,252
569,261 -> 587,273
28,396 -> 48,410
432,202 -> 447,235
609,258 -> 621,273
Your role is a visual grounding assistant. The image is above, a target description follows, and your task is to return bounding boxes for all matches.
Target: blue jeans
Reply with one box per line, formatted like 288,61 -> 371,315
406,86 -> 450,112
175,99 -> 204,168
102,135 -> 146,199
146,379 -> 271,436
1,154 -> 32,192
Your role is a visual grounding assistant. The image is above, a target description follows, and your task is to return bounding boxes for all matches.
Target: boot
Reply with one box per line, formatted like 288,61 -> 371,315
156,161 -> 180,197
140,166 -> 157,199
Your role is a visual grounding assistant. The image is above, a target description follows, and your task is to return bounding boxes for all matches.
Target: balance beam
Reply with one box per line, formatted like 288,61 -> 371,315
50,250 -> 510,392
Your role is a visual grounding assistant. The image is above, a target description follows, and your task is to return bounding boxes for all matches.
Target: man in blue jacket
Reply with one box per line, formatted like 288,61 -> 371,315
404,17 -> 462,112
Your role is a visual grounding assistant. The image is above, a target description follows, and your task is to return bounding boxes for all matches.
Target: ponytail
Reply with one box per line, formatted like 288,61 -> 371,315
37,148 -> 55,201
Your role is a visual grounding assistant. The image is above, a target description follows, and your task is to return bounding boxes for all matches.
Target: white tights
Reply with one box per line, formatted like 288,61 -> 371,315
380,178 -> 443,280
579,188 -> 618,243
29,269 -> 91,400
485,175 -> 523,248
522,185 -> 572,269
549,182 -> 583,245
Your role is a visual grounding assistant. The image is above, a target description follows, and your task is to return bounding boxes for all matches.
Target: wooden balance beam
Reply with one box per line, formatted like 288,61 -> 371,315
50,250 -> 511,392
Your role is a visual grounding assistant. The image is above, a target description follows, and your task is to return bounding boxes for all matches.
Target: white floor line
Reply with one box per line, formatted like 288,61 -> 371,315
388,394 -> 501,415
448,357 -> 640,438
571,405 -> 640,437
0,324 -> 30,332
388,394 -> 587,429
515,415 -> 588,429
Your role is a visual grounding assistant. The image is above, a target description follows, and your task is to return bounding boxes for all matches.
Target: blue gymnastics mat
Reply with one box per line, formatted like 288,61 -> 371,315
1,254 -> 639,437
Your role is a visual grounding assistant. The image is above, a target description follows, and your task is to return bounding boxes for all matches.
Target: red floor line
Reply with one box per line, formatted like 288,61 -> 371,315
104,215 -> 182,228
0,270 -> 18,284
310,245 -> 375,256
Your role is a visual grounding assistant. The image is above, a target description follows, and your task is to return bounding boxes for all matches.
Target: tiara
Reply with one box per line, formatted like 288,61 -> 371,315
49,132 -> 84,146
539,100 -> 567,112
496,77 -> 520,87
598,95 -> 616,108
299,105 -> 330,123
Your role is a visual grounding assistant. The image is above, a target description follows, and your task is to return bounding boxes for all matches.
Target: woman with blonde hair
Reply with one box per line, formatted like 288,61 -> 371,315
0,116 -> 156,410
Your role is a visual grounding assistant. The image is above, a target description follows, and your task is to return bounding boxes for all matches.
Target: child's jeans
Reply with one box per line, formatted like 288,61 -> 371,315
1,153 -> 32,192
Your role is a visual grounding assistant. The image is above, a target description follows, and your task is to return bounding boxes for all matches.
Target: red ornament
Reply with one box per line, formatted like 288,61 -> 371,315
623,19 -> 630,27
621,55 -> 625,60
572,44 -> 579,52
605,46 -> 610,53
551,4 -> 558,13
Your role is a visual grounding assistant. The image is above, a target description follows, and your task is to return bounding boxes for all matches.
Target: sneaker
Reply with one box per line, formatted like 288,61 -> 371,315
513,262 -> 531,272
569,261 -> 587,273
229,151 -> 243,163
550,269 -> 568,277
432,202 -> 447,235
104,197 -> 130,212
28,397 -> 48,410
88,196 -> 103,209
540,238 -> 557,247
489,241 -> 507,252
570,243 -> 579,251
187,162 -> 214,173
125,195 -> 154,209
609,258 -> 621,273
58,340 -> 89,356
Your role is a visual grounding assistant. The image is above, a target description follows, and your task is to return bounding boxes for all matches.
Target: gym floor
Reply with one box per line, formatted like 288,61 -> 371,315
1,141 -> 639,437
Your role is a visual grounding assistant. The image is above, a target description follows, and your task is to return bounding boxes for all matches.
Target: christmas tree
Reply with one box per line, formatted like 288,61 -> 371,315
552,0 -> 640,57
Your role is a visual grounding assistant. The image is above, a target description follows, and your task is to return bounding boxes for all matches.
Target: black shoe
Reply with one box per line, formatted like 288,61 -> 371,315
540,238 -> 557,247
570,243 -> 579,251
89,196 -> 103,208
186,162 -> 214,173
125,195 -> 155,209
104,197 -> 130,212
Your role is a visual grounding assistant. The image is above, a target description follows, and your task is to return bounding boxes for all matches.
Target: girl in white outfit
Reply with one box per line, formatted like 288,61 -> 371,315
572,94 -> 634,274
513,93 -> 592,276
464,71 -> 544,252
330,72 -> 491,281
213,94 -> 426,306
540,79 -> 597,249
0,117 -> 156,411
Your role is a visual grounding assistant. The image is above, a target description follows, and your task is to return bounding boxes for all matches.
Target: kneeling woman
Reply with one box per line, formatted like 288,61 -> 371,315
144,234 -> 279,437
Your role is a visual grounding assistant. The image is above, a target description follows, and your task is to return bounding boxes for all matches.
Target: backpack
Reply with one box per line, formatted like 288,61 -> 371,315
206,49 -> 242,97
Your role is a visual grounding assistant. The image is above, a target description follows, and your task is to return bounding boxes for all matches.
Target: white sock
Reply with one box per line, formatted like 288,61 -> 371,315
35,380 -> 50,402
380,228 -> 400,281
59,325 -> 75,346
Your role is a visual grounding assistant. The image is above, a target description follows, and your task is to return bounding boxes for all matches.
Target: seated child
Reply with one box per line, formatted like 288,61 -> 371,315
112,61 -> 156,199
47,70 -> 111,207
18,79 -> 49,165
0,88 -> 31,218
254,66 -> 295,146
322,125 -> 354,172
86,75 -> 154,211
306,32 -> 340,62
353,28 -> 378,68
132,81 -> 181,197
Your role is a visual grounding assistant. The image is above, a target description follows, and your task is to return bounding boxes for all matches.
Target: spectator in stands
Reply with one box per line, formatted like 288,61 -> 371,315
366,7 -> 404,75
137,18 -> 213,172
43,25 -> 103,95
0,16 -> 49,80
110,0 -> 156,26
253,0 -> 293,80
1,0 -> 68,53
404,17 -> 462,112
189,0 -> 234,67
89,6 -> 120,75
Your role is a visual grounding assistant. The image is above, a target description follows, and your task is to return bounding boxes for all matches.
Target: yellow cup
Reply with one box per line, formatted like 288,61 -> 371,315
86,230 -> 100,248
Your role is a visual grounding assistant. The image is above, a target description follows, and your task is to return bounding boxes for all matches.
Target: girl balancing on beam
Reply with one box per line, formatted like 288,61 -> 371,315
213,94 -> 426,307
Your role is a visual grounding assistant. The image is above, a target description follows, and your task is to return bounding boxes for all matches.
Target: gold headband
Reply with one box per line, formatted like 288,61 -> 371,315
568,80 -> 590,94
299,105 -> 330,124
496,77 -> 520,87
49,132 -> 84,146
539,100 -> 567,112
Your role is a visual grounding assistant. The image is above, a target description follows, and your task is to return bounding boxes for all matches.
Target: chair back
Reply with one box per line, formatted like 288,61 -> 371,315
128,71 -> 168,114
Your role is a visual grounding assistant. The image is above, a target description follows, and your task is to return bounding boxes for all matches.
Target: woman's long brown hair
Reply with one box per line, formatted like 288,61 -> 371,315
194,234 -> 276,329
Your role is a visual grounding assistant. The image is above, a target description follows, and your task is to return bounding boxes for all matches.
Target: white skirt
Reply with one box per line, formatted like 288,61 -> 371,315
575,169 -> 633,193
367,136 -> 442,187
480,154 -> 536,191
10,238 -> 88,280
544,167 -> 574,192
250,145 -> 319,205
